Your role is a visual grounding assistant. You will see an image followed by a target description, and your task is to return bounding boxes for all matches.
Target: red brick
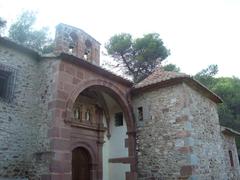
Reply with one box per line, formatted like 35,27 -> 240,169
65,64 -> 75,76
59,63 -> 65,71
60,128 -> 71,139
176,115 -> 189,123
178,146 -> 193,153
48,127 -> 60,138
63,83 -> 75,93
77,71 -> 84,79
72,77 -> 81,84
180,165 -> 196,176
56,90 -> 68,100
53,152 -> 71,161
50,138 -> 70,151
176,131 -> 191,138
48,100 -> 66,110
50,160 -> 71,173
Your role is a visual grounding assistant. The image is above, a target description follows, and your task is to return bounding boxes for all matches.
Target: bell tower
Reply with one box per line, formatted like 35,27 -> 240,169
54,23 -> 101,65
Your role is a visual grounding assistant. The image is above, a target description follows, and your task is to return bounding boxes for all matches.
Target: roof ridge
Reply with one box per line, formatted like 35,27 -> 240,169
135,67 -> 189,88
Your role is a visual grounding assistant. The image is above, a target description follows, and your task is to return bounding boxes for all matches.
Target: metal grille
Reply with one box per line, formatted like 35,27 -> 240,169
0,63 -> 17,102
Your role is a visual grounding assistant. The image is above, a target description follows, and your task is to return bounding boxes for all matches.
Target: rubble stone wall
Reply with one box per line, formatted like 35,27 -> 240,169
132,83 -> 193,179
0,45 -> 55,179
133,82 -> 240,179
222,133 -> 240,179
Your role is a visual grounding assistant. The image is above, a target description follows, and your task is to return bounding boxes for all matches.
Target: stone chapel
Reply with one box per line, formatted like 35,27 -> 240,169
0,23 -> 240,180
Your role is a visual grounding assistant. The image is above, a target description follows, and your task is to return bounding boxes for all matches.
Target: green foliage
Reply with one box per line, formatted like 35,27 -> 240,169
195,65 -> 240,123
163,63 -> 180,72
8,11 -> 53,53
195,65 -> 240,149
194,64 -> 218,89
106,33 -> 170,82
0,17 -> 7,35
213,77 -> 240,124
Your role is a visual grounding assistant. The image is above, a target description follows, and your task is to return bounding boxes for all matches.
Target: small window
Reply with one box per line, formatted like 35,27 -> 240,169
229,150 -> 234,167
0,64 -> 16,102
115,112 -> 123,126
137,107 -> 143,121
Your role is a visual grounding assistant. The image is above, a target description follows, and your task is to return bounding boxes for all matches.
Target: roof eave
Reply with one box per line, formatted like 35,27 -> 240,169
132,77 -> 186,94
0,37 -> 40,59
221,126 -> 240,137
183,77 -> 223,103
132,76 -> 223,104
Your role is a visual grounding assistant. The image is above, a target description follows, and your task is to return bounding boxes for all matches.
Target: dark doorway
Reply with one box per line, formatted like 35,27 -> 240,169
72,147 -> 91,180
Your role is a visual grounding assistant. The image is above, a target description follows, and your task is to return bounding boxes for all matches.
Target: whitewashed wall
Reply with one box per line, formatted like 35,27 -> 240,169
102,93 -> 130,180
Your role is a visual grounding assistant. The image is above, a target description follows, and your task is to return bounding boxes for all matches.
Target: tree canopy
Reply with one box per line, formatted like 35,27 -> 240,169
105,33 -> 170,82
194,65 -> 240,148
162,63 -> 180,72
8,11 -> 53,53
0,17 -> 6,35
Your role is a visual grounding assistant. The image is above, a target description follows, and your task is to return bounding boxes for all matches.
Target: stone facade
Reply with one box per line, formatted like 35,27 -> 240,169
0,24 -> 240,180
133,83 -> 193,179
132,82 -> 240,179
0,44 -> 53,179
222,130 -> 240,179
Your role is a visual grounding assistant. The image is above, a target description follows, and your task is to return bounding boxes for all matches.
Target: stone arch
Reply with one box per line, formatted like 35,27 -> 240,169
72,145 -> 94,180
65,78 -> 135,131
71,141 -> 97,164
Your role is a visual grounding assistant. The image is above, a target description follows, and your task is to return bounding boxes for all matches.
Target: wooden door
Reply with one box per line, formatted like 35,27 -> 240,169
72,147 -> 91,180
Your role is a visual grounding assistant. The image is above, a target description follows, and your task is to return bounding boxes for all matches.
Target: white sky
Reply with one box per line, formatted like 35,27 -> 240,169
0,0 -> 239,77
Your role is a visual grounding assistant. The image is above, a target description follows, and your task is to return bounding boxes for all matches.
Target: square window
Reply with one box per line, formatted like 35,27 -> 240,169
115,112 -> 123,126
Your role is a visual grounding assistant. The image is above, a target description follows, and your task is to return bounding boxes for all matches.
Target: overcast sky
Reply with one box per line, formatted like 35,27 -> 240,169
0,0 -> 239,77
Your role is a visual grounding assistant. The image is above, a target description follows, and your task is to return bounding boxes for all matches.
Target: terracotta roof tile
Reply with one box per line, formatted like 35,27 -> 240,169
134,67 -> 189,88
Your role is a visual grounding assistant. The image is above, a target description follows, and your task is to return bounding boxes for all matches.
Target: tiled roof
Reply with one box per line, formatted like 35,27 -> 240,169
134,67 -> 189,89
132,67 -> 222,104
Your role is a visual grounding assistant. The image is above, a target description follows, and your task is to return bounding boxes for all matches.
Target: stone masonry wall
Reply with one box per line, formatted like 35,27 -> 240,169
133,82 -> 240,179
0,45 -> 54,179
183,83 -> 240,179
132,83 -> 193,179
222,133 -> 240,179
28,57 -> 58,180
183,83 -> 228,179
0,44 -> 39,178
